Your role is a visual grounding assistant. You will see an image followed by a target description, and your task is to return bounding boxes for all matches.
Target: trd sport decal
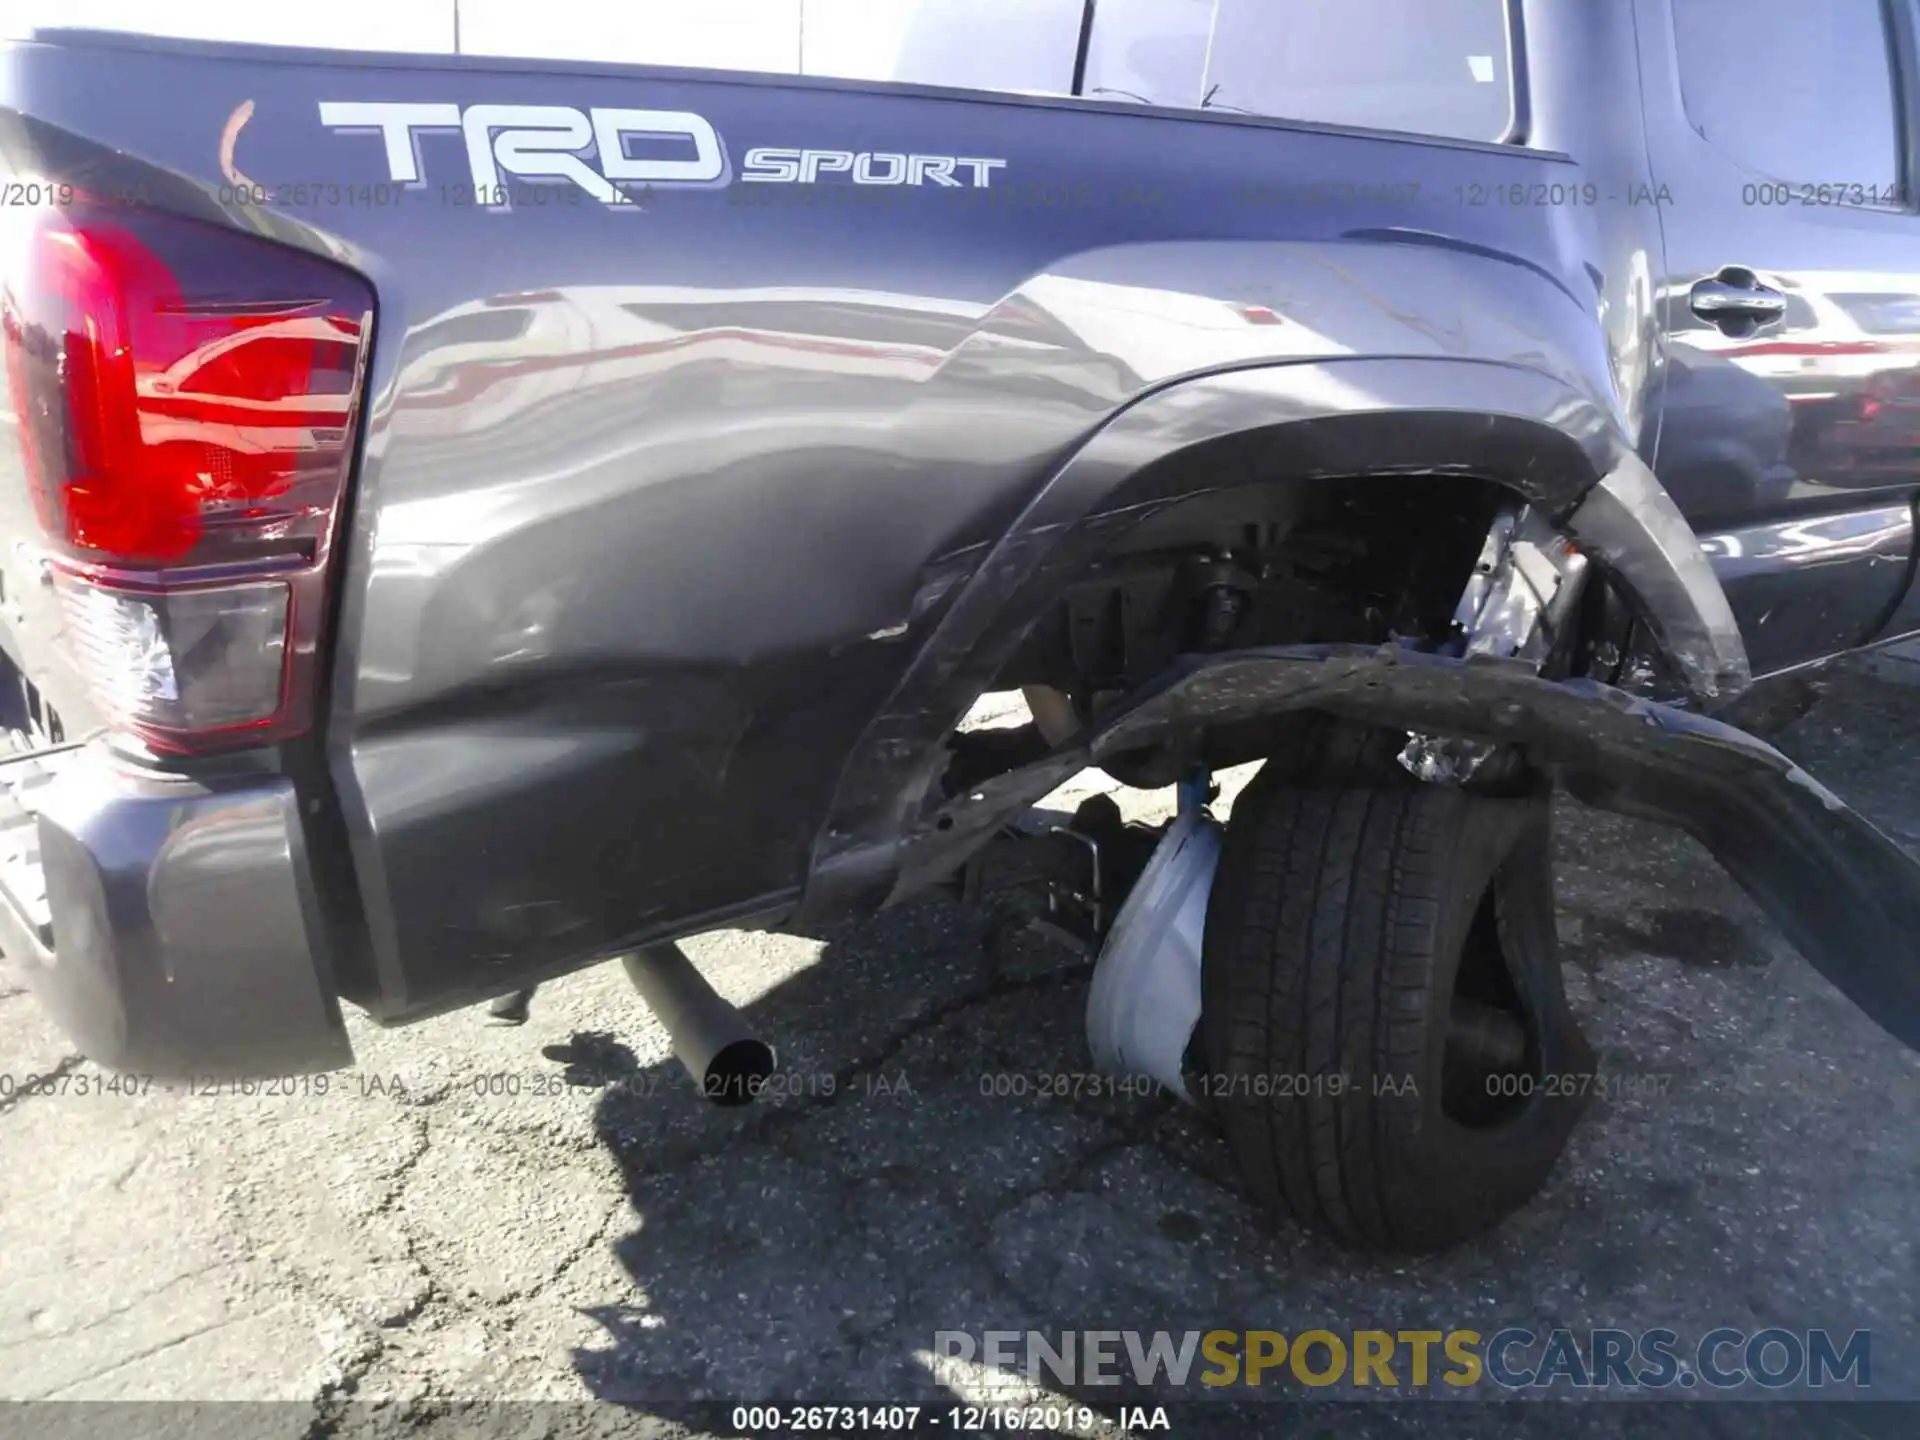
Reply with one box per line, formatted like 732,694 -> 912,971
318,101 -> 1006,209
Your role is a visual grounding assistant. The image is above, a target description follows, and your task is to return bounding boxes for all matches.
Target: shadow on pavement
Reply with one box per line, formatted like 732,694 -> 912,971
555,671 -> 1920,1432
563,899 -> 1311,1425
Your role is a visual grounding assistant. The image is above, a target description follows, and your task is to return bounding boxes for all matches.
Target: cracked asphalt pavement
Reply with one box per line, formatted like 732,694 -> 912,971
1,663 -> 1917,1438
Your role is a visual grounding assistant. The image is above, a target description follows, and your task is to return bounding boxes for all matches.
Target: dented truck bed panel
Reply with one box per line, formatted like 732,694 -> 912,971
1,24 -> 1667,1017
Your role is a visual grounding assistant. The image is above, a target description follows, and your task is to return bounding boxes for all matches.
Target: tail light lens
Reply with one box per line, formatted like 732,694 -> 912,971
0,198 -> 372,753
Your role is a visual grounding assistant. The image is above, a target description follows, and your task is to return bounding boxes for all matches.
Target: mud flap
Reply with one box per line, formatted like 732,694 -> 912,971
906,644 -> 1920,1054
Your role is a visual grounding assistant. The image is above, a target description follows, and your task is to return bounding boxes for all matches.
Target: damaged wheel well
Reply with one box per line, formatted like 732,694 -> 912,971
804,361 -> 1749,930
946,464 -> 1526,791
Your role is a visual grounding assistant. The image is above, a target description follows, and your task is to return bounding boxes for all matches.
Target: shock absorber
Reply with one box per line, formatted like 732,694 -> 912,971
1187,555 -> 1256,652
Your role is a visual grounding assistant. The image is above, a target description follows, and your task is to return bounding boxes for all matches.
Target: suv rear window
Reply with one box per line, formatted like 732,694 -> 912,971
1084,0 -> 1515,142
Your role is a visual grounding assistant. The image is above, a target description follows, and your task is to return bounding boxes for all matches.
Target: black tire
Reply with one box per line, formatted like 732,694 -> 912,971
1199,757 -> 1594,1253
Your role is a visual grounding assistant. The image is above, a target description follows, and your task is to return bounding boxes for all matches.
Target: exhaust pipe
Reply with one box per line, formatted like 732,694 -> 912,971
622,943 -> 777,1106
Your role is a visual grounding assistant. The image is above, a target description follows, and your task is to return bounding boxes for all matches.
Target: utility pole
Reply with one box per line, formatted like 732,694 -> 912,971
1071,0 -> 1097,95
1197,0 -> 1221,107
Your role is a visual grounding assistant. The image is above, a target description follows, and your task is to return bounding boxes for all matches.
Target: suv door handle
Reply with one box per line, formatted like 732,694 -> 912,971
1689,268 -> 1787,334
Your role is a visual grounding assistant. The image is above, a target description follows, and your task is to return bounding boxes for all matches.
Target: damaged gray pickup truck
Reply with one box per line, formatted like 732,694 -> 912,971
4,0 -> 1920,1252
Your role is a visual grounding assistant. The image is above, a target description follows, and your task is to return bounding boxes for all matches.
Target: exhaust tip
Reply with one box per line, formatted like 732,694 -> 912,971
699,1037 -> 778,1107
621,943 -> 778,1107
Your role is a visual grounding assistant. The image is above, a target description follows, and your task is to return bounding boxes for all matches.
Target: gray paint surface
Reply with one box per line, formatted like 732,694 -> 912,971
0,1 -> 1918,1034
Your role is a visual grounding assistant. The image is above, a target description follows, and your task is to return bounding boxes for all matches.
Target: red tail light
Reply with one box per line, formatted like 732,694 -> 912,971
0,198 -> 372,753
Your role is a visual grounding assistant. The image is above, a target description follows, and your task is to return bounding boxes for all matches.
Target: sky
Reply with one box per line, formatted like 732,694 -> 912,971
1,0 -> 1083,83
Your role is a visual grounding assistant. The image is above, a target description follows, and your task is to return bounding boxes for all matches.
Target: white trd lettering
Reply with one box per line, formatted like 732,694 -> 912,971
461,104 -> 619,207
322,101 -> 996,198
317,101 -> 461,185
593,108 -> 726,184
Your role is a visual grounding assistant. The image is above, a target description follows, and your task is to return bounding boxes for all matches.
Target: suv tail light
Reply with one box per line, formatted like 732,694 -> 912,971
0,198 -> 372,754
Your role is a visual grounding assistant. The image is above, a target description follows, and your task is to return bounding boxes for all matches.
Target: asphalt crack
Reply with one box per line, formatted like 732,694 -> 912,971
489,1193 -> 627,1308
365,1115 -> 447,1328
302,1328 -> 390,1440
0,1055 -> 85,1119
371,1115 -> 435,1217
0,1263 -> 230,1350
267,1113 -> 446,1430
31,1314 -> 255,1399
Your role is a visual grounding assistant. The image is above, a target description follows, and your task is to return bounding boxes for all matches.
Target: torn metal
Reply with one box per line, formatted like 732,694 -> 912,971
1398,731 -> 1499,784
1403,503 -> 1592,783
1560,454 -> 1750,701
1452,504 -> 1590,664
900,643 -> 1920,1055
